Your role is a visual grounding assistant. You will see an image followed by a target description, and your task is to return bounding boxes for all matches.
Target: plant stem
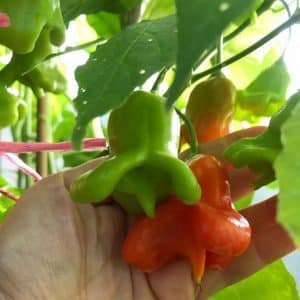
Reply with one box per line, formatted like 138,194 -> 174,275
45,38 -> 106,61
151,68 -> 168,92
175,108 -> 198,157
192,12 -> 300,83
0,138 -> 106,153
36,90 -> 49,177
194,0 -> 277,70
0,188 -> 19,201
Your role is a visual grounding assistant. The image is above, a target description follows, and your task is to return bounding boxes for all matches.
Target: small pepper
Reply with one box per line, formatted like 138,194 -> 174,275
122,196 -> 206,282
70,91 -> 201,216
122,154 -> 251,282
0,85 -> 27,129
0,0 -> 65,54
188,155 -> 251,256
20,62 -> 67,94
181,76 -> 236,146
0,26 -> 54,87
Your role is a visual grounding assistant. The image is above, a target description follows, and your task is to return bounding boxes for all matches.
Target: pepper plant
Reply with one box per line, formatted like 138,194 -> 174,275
0,0 -> 299,299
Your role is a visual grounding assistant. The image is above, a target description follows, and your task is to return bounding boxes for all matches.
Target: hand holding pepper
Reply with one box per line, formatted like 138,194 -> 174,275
0,128 -> 295,300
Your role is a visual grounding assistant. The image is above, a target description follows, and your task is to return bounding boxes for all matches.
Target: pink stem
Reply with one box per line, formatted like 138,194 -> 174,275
0,138 -> 107,153
0,152 -> 42,181
0,12 -> 10,27
0,188 -> 19,202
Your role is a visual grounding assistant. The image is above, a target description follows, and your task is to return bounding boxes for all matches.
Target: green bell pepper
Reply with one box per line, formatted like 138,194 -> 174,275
70,91 -> 201,216
0,27 -> 53,87
0,0 -> 65,54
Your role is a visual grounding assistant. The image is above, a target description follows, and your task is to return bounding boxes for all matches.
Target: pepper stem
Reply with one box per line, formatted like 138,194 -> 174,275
175,108 -> 198,157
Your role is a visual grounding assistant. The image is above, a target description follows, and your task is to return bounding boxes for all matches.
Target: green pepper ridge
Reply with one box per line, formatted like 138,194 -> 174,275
70,91 -> 201,216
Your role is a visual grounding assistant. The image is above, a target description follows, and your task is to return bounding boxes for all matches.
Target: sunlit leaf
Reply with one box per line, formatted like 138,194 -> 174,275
142,0 -> 175,20
275,99 -> 300,245
236,57 -> 290,119
87,11 -> 121,38
210,260 -> 299,300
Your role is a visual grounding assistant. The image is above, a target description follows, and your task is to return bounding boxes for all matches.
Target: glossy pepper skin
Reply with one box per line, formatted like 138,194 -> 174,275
70,91 -> 201,216
181,76 -> 236,145
0,0 -> 65,54
122,154 -> 251,282
0,27 -> 54,87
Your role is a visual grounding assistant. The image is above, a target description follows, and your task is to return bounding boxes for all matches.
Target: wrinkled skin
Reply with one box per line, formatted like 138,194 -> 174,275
0,127 -> 296,300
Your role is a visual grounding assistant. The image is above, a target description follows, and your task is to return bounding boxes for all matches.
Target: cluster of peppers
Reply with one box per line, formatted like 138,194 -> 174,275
70,80 -> 251,282
0,0 -> 67,129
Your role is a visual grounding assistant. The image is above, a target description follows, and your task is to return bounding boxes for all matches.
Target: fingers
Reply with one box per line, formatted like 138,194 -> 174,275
240,196 -> 296,265
227,167 -> 259,202
62,156 -> 108,190
198,196 -> 297,298
199,126 -> 267,163
202,126 -> 266,202
181,127 -> 266,202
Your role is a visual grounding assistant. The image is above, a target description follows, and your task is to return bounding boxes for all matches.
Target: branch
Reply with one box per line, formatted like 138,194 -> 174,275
0,138 -> 107,153
192,11 -> 300,83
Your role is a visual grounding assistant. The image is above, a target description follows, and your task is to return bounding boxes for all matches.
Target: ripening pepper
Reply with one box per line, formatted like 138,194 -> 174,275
0,0 -> 65,54
188,155 -> 251,256
205,251 -> 233,270
0,85 -> 27,128
70,91 -> 201,216
181,76 -> 236,145
122,154 -> 251,282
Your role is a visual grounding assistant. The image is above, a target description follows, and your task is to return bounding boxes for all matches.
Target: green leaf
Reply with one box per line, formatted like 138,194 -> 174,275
87,11 -> 121,38
142,0 -> 176,20
236,57 -> 290,118
72,15 -> 177,149
234,194 -> 253,210
61,0 -> 140,23
225,8 -> 285,91
0,189 -> 17,222
0,176 -> 8,188
61,0 -> 108,22
166,0 -> 258,107
275,99 -> 300,245
224,92 -> 300,188
210,260 -> 299,300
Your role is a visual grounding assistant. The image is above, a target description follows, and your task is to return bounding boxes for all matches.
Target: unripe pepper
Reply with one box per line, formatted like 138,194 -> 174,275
181,76 -> 236,145
0,85 -> 27,128
20,62 -> 67,94
0,0 -> 65,54
0,27 -> 54,87
70,91 -> 201,216
122,154 -> 251,282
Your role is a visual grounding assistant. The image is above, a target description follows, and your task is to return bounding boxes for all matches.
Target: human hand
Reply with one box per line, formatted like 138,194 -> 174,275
0,127 -> 295,300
